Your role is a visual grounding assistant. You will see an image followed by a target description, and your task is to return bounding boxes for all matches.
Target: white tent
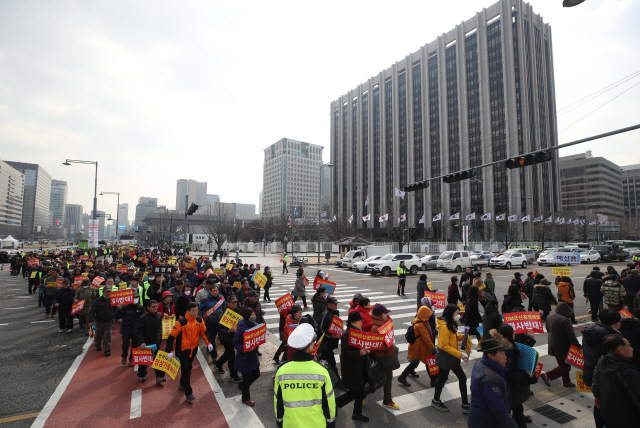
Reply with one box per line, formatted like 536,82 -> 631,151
1,235 -> 19,249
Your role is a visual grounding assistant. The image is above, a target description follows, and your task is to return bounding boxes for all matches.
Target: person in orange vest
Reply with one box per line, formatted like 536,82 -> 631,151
166,302 -> 213,402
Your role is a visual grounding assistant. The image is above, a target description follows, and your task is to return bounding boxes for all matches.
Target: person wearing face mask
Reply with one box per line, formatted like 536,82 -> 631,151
354,296 -> 373,332
114,289 -> 145,366
53,278 -> 76,333
233,307 -> 261,406
213,295 -> 242,382
174,281 -> 193,318
166,302 -> 213,402
312,287 -> 328,324
432,304 -> 470,413
199,284 -> 227,361
74,279 -> 95,331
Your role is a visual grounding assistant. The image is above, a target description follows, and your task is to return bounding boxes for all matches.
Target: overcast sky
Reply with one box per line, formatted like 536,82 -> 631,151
1,0 -> 639,224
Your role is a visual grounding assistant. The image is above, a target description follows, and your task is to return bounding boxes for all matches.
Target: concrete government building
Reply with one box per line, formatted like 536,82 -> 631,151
330,0 -> 559,240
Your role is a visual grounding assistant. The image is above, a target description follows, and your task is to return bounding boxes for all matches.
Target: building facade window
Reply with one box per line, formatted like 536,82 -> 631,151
352,98 -> 358,218
446,44 -> 461,216
373,86 -> 381,226
398,72 -> 408,216
385,79 -> 394,214
428,54 -> 442,224
412,63 -> 424,221
465,32 -> 483,217
342,103 -> 349,214
362,92 -> 369,223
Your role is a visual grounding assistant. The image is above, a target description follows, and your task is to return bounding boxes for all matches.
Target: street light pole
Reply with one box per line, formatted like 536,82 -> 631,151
63,159 -> 98,219
318,163 -> 333,263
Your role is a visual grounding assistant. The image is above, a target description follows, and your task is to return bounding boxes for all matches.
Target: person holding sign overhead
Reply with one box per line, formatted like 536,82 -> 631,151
274,323 -> 337,427
540,302 -> 581,388
233,307 -> 261,406
166,302 -> 213,403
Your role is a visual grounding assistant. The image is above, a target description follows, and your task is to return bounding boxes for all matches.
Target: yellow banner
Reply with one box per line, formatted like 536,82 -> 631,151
233,281 -> 242,289
576,370 -> 592,393
213,268 -> 224,275
219,308 -> 243,329
151,351 -> 180,380
252,271 -> 267,288
46,281 -> 57,288
162,316 -> 176,340
119,282 -> 128,290
30,272 -> 37,279
552,267 -> 571,277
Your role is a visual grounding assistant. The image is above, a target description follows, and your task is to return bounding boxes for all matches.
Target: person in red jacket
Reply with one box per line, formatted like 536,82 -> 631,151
354,296 -> 373,332
167,302 -> 212,402
158,291 -> 176,318
284,305 -> 303,361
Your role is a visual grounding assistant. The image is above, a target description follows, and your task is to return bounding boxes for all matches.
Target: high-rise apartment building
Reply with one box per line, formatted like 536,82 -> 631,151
263,138 -> 325,219
329,0 -> 559,240
0,160 -> 24,235
559,152 -> 623,219
64,204 -> 83,236
134,197 -> 159,228
176,179 -> 207,211
49,179 -> 68,226
622,164 -> 640,219
5,161 -> 52,236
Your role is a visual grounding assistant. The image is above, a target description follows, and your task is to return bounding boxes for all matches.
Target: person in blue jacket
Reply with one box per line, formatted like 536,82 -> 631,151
468,338 -> 519,428
233,307 -> 261,407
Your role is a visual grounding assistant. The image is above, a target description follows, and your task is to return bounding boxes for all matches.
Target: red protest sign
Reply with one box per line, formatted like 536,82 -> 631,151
327,316 -> 344,337
311,333 -> 324,356
132,348 -> 154,365
348,329 -> 385,350
91,276 -> 105,289
28,259 -> 40,267
424,291 -> 446,308
79,255 -> 89,261
313,277 -> 337,294
110,288 -> 134,306
378,318 -> 395,347
503,311 -> 544,334
57,278 -> 64,288
73,276 -> 84,288
275,294 -> 295,315
117,265 -> 129,274
243,324 -> 266,352
565,345 -> 584,370
425,355 -> 439,376
71,300 -> 85,315
534,362 -> 543,380
302,276 -> 309,288
619,309 -> 633,318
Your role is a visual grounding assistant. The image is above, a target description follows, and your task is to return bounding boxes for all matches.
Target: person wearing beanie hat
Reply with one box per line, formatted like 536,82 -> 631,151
336,310 -> 370,422
274,323 -> 337,427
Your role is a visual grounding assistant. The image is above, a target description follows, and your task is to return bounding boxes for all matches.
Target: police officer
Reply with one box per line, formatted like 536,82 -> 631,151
397,261 -> 407,296
274,323 -> 336,428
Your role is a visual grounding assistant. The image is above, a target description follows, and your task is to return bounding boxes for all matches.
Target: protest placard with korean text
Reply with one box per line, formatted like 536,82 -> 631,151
503,312 -> 544,334
348,329 -> 385,350
243,324 -> 266,352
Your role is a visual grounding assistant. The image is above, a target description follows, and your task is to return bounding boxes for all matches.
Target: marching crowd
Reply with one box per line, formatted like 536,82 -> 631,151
3,246 -> 640,427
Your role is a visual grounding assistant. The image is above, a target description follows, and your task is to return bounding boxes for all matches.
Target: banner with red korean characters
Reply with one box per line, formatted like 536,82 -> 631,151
378,319 -> 395,347
565,345 -> 584,370
424,291 -> 446,309
327,316 -> 344,337
28,259 -> 40,267
132,348 -> 154,365
534,362 -> 543,379
425,355 -> 439,376
503,312 -> 544,334
71,300 -> 85,315
348,329 -> 385,350
243,324 -> 266,352
313,277 -> 337,294
91,276 -> 104,289
73,276 -> 84,288
275,294 -> 295,315
619,309 -> 633,318
110,288 -> 134,306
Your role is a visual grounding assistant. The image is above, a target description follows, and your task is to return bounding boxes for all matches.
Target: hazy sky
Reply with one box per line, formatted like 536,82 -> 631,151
1,0 -> 639,224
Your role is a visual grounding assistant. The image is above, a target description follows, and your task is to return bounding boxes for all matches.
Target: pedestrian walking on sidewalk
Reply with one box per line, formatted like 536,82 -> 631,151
282,253 -> 288,274
233,307 -> 261,406
540,302 -> 581,388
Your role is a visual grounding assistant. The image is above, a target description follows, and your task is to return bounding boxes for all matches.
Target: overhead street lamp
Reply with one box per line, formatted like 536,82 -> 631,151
562,0 -> 586,7
318,163 -> 334,263
100,191 -> 120,241
63,159 -> 98,219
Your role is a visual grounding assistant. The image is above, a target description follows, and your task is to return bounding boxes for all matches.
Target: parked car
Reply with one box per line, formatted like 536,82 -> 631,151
341,246 -> 391,269
592,245 -> 629,262
536,249 -> 571,266
470,253 -> 494,262
419,254 -> 440,270
353,256 -> 383,273
489,252 -> 528,269
368,253 -> 422,276
579,249 -> 601,264
436,251 -> 488,272
508,248 -> 536,264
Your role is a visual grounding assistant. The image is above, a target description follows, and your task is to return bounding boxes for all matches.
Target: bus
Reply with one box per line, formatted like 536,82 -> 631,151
118,235 -> 137,246
604,240 -> 640,252
78,239 -> 89,250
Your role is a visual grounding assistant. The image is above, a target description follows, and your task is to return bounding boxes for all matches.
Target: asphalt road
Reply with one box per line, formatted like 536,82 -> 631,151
0,258 -> 629,427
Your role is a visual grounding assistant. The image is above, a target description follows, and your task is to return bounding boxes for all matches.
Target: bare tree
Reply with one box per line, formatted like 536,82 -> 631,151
534,214 -> 554,249
554,221 -> 574,244
266,214 -> 297,250
495,220 -> 518,250
202,203 -> 233,252
618,216 -> 640,240
147,210 -> 181,248
576,216 -> 598,243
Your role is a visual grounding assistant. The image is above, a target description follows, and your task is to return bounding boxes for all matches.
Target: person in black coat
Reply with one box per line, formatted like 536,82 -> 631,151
622,270 -> 640,313
583,271 -> 604,321
502,284 -> 523,314
115,290 -> 145,366
53,279 -> 76,332
619,309 -> 640,370
465,286 -> 482,341
134,299 -> 165,383
335,311 -> 370,422
482,300 -> 503,340
534,279 -> 557,322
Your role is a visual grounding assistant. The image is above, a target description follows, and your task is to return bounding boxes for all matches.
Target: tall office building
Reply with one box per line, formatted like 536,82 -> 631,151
329,0 -> 559,240
64,204 -> 83,237
263,138 -> 325,219
207,194 -> 220,204
118,203 -> 129,229
559,152 -> 623,219
5,161 -> 52,236
49,179 -> 68,226
134,197 -> 159,228
621,164 -> 640,219
236,203 -> 256,219
176,179 -> 207,211
0,160 -> 24,235
82,213 -> 90,235
258,191 -> 263,215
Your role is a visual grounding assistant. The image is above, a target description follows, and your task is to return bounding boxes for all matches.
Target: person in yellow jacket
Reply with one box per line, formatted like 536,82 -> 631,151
432,304 -> 470,413
274,323 -> 336,428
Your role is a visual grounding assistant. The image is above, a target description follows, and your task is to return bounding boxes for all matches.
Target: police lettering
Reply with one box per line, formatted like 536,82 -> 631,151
282,382 -> 319,390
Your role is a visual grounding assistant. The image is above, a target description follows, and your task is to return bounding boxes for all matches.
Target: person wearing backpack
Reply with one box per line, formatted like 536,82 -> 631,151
601,273 -> 626,311
166,302 -> 214,402
398,305 -> 437,388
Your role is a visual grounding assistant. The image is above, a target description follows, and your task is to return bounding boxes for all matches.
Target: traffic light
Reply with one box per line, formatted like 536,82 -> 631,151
505,149 -> 553,169
187,203 -> 199,215
442,169 -> 474,183
404,180 -> 430,192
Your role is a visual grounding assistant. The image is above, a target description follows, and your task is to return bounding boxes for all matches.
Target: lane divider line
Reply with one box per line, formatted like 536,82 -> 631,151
130,390 -> 142,419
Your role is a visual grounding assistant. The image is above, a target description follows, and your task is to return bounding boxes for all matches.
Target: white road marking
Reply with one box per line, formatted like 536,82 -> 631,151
130,389 -> 142,419
3,307 -> 25,310
31,320 -> 56,323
